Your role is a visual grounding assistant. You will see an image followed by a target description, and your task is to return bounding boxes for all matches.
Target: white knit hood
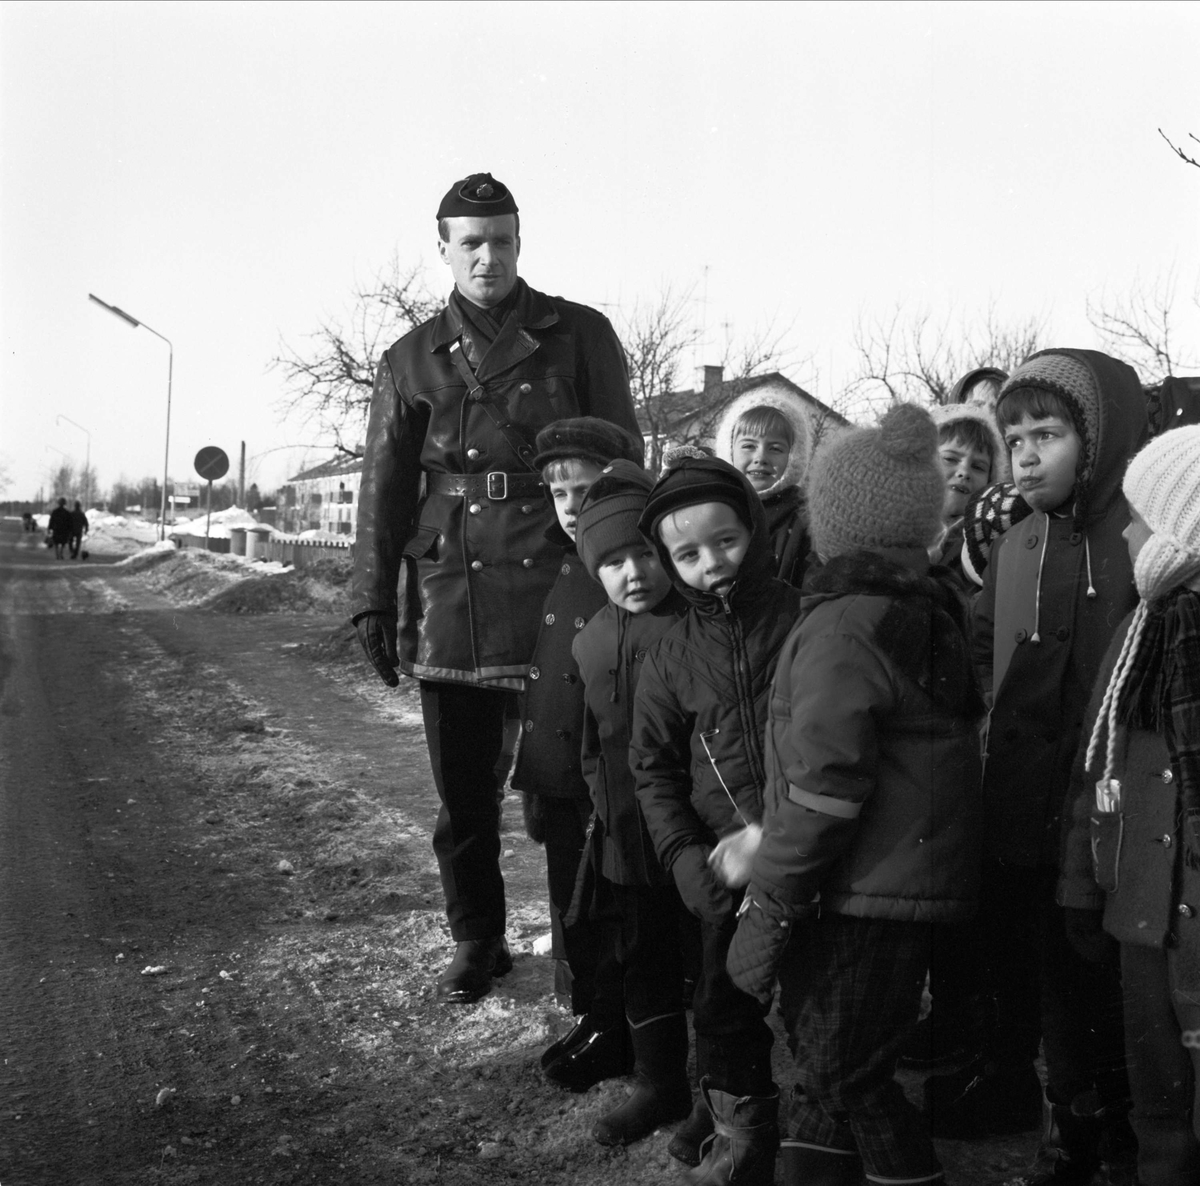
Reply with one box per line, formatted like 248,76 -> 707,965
711,386 -> 813,500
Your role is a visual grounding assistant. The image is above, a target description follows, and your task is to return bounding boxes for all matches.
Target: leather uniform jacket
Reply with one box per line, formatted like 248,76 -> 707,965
351,279 -> 637,688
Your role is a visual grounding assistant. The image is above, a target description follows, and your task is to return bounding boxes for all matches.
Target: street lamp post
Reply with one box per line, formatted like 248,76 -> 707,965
88,293 -> 174,540
56,414 -> 92,507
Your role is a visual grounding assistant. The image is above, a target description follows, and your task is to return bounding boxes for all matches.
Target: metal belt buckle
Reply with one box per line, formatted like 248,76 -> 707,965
486,471 -> 508,500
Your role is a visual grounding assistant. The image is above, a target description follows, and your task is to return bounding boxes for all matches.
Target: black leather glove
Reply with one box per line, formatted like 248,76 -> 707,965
355,612 -> 400,687
1063,907 -> 1116,965
671,845 -> 734,925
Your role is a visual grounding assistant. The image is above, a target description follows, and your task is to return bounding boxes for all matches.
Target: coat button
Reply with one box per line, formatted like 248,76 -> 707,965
469,503 -> 481,514
1178,904 -> 1195,918
1163,768 -> 1174,783
562,672 -> 576,684
529,667 -> 540,680
1056,627 -> 1070,641
1015,629 -> 1027,643
545,613 -> 555,625
636,649 -> 646,660
471,560 -> 483,571
1025,535 -> 1039,549
555,728 -> 568,739
1069,532 -> 1082,545
520,383 -> 532,394
1163,834 -> 1174,847
522,504 -> 534,513
561,563 -> 571,575
523,558 -> 534,568
467,448 -> 480,460
524,719 -> 534,732
574,616 -> 586,629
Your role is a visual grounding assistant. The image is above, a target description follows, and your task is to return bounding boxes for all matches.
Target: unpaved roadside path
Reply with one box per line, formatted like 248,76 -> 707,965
0,523 -> 1030,1185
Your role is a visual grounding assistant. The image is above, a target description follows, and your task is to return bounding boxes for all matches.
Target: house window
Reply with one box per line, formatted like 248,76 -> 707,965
339,490 -> 354,504
337,522 -> 351,535
310,492 -> 322,506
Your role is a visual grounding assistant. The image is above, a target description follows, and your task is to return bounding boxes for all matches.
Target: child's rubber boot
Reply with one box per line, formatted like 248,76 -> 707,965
780,1141 -> 863,1186
668,1095 -> 715,1167
591,1012 -> 692,1146
686,1077 -> 779,1186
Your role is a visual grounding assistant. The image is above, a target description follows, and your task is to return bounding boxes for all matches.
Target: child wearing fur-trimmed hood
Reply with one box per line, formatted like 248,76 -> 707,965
713,390 -> 813,588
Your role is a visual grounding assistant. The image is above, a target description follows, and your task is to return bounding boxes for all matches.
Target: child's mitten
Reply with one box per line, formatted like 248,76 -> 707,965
671,845 -> 734,924
725,892 -> 794,1006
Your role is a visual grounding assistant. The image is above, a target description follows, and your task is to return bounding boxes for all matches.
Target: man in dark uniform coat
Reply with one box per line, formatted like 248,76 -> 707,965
352,174 -> 639,1003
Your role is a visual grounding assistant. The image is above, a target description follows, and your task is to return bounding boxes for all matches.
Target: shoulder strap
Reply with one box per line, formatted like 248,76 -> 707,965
448,340 -> 539,473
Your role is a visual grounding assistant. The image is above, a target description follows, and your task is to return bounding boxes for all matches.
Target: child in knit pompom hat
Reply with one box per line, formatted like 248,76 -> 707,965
1058,425 -> 1200,1186
724,403 -> 983,1185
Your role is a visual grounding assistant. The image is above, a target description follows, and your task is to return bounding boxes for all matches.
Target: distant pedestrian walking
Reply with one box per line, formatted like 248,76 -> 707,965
69,501 -> 89,559
48,498 -> 72,559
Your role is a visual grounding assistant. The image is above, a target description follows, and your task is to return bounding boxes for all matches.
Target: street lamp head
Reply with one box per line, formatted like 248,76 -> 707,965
88,292 -> 140,328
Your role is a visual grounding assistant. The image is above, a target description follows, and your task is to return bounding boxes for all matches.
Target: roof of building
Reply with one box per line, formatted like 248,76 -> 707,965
286,453 -> 364,483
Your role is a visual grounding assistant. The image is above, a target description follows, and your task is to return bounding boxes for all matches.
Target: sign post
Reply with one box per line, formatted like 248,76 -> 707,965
194,447 -> 230,547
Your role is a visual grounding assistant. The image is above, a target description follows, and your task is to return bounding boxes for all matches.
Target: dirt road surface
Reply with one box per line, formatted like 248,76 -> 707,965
0,519 -> 1032,1185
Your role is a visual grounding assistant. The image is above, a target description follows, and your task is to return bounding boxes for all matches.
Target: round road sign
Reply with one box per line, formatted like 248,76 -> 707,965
194,446 -> 230,481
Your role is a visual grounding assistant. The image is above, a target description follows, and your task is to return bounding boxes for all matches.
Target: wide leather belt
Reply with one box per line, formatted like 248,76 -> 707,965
427,471 -> 545,501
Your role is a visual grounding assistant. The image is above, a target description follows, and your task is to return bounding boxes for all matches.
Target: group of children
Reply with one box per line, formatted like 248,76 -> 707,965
506,348 -> 1200,1186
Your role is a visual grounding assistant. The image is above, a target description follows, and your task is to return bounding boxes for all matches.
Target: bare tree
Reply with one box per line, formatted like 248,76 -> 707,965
273,254 -> 441,454
841,302 -> 1047,415
49,462 -> 77,501
1086,269 -> 1199,382
616,286 -> 703,473
617,286 -> 803,472
1159,128 -> 1200,170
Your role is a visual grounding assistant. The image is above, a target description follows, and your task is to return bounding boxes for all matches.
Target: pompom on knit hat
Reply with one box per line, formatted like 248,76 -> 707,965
808,402 -> 945,559
996,352 -> 1100,490
532,417 -> 645,473
1122,425 -> 1200,601
575,460 -> 656,579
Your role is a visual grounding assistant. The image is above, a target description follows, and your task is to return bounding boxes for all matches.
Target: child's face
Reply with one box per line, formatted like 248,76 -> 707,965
733,432 -> 791,493
658,501 -> 752,595
938,436 -> 992,521
596,539 -> 673,613
1003,414 -> 1082,513
1122,507 -> 1153,568
547,459 -> 605,539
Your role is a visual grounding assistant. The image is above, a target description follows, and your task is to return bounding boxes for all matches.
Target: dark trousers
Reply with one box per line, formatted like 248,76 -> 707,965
779,914 -> 938,1180
981,858 -> 1128,1106
1121,942 -> 1200,1186
543,796 -> 621,1016
609,880 -> 686,1024
420,680 -> 507,941
691,900 -> 775,1097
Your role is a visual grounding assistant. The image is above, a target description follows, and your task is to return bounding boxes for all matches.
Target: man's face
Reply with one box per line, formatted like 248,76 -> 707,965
438,215 -> 520,308
733,431 -> 791,493
1003,414 -> 1082,513
596,540 -> 673,614
938,436 -> 992,521
658,501 -> 752,594
546,459 -> 605,540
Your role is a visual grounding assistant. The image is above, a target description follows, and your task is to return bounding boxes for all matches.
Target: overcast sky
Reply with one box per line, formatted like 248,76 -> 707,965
2,1 -> 1197,502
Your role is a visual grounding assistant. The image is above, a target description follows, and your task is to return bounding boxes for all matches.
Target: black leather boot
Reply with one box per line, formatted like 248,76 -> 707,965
544,1020 -> 632,1091
434,937 -> 512,1005
686,1077 -> 779,1186
592,1013 -> 692,1146
780,1142 -> 864,1186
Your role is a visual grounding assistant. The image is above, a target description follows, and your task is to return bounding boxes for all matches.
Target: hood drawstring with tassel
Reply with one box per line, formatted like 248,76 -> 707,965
1031,509 -> 1097,645
1084,600 -> 1152,803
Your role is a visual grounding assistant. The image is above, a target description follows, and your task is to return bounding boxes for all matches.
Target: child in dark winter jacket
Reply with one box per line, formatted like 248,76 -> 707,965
630,449 -> 803,1185
930,351 -> 1147,1175
723,403 -> 983,1186
568,461 -> 691,1149
928,401 -> 1007,586
713,392 -> 812,588
1059,425 -> 1200,1186
509,417 -> 644,1086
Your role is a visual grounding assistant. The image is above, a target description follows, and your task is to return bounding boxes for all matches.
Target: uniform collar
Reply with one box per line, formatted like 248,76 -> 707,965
430,278 -> 559,351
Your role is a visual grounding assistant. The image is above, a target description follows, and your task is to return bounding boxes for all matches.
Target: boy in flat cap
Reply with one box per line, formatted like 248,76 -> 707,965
352,173 -> 639,1004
